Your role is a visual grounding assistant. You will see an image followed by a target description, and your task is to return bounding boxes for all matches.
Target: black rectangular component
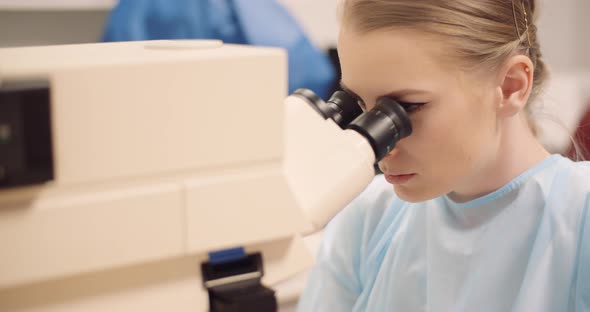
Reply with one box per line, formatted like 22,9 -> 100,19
0,81 -> 54,189
202,252 -> 277,312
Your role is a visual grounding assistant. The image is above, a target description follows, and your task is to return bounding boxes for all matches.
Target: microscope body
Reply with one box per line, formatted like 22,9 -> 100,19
0,40 -> 378,311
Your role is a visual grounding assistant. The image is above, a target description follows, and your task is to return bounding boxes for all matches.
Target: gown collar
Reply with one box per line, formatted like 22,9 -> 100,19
443,154 -> 562,210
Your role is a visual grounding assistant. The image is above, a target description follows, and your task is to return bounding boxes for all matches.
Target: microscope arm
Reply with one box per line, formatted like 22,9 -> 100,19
283,94 -> 376,233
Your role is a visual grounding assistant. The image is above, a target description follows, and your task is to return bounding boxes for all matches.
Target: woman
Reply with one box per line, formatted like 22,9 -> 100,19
297,0 -> 590,311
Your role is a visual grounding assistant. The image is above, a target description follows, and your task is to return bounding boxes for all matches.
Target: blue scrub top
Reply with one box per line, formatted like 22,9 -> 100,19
298,154 -> 590,311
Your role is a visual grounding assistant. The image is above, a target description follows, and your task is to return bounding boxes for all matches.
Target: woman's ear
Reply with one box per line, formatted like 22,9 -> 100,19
496,55 -> 534,117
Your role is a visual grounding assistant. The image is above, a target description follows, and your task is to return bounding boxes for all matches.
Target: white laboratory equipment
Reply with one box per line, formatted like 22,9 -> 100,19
0,40 -> 411,311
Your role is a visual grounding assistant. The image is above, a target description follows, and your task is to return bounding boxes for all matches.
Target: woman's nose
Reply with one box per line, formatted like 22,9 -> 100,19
378,146 -> 400,172
383,145 -> 401,159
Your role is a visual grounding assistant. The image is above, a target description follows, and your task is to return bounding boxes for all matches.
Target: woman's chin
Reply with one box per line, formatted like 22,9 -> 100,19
393,184 -> 442,203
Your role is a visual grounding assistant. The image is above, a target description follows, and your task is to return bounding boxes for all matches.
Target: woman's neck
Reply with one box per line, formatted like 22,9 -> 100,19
448,113 -> 550,203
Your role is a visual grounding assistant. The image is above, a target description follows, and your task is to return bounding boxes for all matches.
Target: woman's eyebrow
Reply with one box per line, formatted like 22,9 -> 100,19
340,80 -> 430,99
383,89 -> 430,98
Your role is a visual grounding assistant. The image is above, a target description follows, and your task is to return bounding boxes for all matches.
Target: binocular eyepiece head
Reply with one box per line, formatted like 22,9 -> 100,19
293,89 -> 363,129
293,88 -> 413,161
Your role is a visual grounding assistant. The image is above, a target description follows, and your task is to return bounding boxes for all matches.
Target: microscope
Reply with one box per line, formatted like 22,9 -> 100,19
0,40 -> 411,312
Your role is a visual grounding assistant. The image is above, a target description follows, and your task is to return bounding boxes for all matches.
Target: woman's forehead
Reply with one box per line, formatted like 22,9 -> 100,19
339,28 -> 447,71
338,28 -> 453,94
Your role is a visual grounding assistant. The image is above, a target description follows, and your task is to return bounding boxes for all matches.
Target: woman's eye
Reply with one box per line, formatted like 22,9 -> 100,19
350,96 -> 366,111
357,99 -> 367,111
399,101 -> 426,114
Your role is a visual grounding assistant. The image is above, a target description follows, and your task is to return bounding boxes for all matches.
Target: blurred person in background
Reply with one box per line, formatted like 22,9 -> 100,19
102,0 -> 335,100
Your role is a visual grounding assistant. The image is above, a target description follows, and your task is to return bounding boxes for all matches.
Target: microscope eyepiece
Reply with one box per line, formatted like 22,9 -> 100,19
293,89 -> 363,129
325,91 -> 364,128
292,89 -> 326,118
347,97 -> 413,161
291,89 -> 413,162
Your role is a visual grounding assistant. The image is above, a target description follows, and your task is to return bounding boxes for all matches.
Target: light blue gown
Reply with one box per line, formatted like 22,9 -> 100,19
297,154 -> 590,311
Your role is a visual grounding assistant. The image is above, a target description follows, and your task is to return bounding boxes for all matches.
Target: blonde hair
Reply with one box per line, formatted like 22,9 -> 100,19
341,0 -> 549,133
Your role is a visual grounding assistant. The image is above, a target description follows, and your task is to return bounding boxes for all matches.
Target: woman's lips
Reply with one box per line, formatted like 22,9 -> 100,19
385,173 -> 416,185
